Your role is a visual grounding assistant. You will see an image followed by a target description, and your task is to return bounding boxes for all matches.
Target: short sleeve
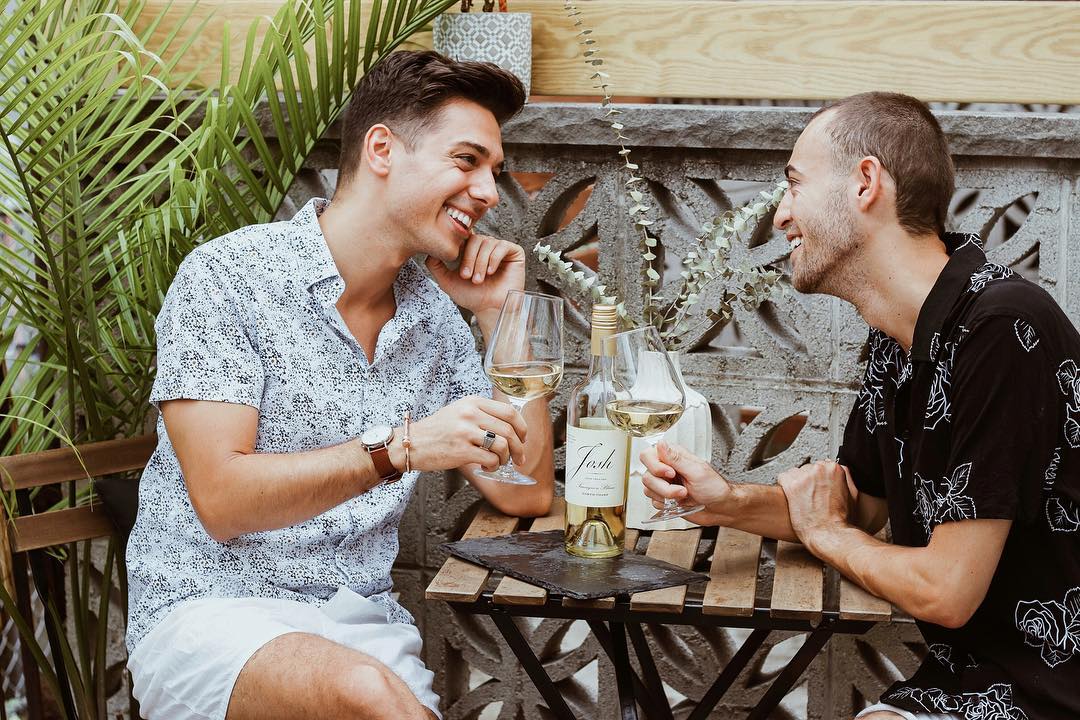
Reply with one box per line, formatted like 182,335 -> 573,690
150,251 -> 264,410
932,315 -> 1057,527
839,330 -> 887,498
445,313 -> 492,404
840,408 -> 886,498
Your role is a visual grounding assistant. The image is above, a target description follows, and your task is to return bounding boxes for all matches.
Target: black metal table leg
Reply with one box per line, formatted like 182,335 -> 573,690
625,623 -> 674,720
746,628 -> 833,720
490,612 -> 578,720
586,618 -> 658,709
688,628 -> 771,720
609,621 -> 640,720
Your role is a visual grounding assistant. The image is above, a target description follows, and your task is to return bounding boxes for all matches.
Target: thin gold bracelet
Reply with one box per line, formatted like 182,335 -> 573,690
402,411 -> 412,473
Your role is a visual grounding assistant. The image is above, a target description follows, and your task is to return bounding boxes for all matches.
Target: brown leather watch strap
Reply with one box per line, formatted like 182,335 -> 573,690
369,443 -> 402,484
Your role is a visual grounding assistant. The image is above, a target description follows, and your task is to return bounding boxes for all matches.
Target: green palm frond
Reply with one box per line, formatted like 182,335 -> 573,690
0,0 -> 457,715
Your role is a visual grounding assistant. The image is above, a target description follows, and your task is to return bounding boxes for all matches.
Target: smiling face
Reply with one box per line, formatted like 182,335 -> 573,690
385,98 -> 505,263
774,112 -> 866,296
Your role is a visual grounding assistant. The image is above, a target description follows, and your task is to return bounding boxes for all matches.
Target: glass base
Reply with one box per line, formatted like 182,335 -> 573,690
642,502 -> 705,524
564,518 -> 622,558
473,464 -> 537,485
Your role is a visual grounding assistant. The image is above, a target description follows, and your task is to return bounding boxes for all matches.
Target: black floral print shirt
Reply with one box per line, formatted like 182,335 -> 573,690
126,199 -> 492,651
839,234 -> 1080,720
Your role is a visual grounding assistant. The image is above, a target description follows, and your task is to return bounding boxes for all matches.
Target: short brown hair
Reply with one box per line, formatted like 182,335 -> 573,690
337,50 -> 526,184
812,92 -> 955,238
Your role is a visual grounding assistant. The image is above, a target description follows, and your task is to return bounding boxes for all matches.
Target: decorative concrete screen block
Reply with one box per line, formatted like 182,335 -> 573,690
433,12 -> 532,96
278,104 -> 1080,719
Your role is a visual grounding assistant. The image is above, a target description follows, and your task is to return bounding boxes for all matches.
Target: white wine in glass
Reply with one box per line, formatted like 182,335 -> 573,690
604,326 -> 703,523
605,399 -> 683,436
479,290 -> 564,485
487,361 -> 564,403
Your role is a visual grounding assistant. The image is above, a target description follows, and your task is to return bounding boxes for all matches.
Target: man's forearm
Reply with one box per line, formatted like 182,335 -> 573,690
518,398 -> 554,481
708,484 -> 800,542
197,440 -> 380,542
803,524 -> 942,624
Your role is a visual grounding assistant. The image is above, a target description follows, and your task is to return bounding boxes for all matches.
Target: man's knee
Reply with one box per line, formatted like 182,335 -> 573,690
334,663 -> 427,720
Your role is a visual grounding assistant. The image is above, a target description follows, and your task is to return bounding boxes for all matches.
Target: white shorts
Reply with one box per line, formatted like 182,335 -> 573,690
857,703 -> 961,720
127,588 -> 440,720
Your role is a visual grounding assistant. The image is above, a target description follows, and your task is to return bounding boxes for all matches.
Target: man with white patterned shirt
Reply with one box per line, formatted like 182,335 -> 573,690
125,52 -> 553,720
640,93 -> 1080,719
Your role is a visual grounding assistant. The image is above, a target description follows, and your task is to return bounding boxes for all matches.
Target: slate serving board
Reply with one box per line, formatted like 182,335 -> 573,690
442,529 -> 708,600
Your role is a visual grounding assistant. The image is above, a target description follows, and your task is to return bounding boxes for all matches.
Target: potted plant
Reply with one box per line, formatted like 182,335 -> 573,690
534,1 -> 788,528
433,1 -> 533,96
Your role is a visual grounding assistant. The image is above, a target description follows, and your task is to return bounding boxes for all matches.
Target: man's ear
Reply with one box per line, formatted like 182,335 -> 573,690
855,155 -> 887,212
364,124 -> 394,178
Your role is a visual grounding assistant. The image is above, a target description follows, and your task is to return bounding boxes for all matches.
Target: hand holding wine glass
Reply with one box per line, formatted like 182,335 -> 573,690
479,290 -> 564,485
640,440 -> 731,526
604,326 -> 703,523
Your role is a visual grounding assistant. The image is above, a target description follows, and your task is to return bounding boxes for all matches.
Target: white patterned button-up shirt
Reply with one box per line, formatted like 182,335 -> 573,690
126,199 -> 491,651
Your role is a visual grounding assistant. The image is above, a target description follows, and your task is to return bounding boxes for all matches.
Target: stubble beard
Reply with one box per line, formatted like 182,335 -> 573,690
791,192 -> 864,300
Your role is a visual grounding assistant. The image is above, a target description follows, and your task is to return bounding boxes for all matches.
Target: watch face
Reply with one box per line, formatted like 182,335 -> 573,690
360,424 -> 393,447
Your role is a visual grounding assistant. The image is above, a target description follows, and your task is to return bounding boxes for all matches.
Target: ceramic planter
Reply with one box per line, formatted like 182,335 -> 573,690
433,12 -> 532,96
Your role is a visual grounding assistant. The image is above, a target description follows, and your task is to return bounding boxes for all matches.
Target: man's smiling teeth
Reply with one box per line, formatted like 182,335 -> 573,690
445,206 -> 472,228
789,236 -> 803,251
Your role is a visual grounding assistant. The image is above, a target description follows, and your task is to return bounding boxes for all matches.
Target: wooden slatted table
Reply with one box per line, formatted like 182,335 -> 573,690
426,498 -> 894,720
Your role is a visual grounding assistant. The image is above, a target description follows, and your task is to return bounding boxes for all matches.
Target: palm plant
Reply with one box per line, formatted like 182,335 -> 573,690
0,0 -> 455,716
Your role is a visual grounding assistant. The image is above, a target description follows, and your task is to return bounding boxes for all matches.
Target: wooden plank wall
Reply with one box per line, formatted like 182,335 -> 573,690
132,1 -> 1080,103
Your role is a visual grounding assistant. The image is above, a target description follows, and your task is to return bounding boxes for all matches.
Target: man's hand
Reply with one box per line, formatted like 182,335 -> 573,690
390,396 -> 527,473
640,441 -> 734,525
425,233 -> 525,333
777,460 -> 857,550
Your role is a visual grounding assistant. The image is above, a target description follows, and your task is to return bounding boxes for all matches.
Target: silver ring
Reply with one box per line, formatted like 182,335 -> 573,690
481,430 -> 497,450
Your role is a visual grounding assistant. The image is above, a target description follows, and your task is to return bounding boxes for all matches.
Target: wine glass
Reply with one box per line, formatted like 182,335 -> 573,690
479,290 -> 564,484
604,326 -> 703,523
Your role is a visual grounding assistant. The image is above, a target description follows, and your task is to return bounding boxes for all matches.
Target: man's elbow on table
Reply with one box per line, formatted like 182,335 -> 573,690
487,485 -> 554,518
916,586 -> 980,629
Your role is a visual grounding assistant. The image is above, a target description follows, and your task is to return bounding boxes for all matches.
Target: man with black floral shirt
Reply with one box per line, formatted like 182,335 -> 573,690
640,92 -> 1080,720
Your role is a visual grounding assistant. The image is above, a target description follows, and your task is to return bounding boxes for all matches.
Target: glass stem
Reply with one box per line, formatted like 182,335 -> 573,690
492,398 -> 528,478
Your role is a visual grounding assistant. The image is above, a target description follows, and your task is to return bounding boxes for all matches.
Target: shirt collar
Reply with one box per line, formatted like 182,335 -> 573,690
287,197 -> 444,363
909,232 -> 986,362
288,198 -> 341,290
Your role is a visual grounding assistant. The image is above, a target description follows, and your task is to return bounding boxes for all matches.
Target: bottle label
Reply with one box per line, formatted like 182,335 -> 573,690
565,423 -> 629,507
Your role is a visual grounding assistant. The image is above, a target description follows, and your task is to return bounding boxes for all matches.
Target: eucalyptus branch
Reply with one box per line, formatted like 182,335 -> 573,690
533,242 -> 627,319
659,180 -> 787,344
564,0 -> 662,328
534,1 -> 790,351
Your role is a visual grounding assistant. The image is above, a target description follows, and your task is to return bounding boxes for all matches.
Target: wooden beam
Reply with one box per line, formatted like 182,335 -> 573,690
771,540 -> 824,622
133,1 -> 1080,103
425,505 -> 519,602
630,527 -> 702,613
0,435 -> 156,491
702,526 -> 761,617
13,506 -> 116,552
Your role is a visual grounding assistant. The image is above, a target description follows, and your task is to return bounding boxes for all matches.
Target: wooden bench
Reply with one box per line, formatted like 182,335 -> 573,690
427,497 -> 895,720
0,434 -> 156,720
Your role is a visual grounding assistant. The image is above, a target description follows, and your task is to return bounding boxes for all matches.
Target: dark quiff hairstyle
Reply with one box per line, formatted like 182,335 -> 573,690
337,50 -> 526,184
811,92 -> 955,238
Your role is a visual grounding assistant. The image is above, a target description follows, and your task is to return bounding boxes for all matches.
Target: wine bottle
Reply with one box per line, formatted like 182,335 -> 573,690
564,304 -> 631,558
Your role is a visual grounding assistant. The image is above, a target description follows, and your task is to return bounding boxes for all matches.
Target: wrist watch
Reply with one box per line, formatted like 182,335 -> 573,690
360,424 -> 402,484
